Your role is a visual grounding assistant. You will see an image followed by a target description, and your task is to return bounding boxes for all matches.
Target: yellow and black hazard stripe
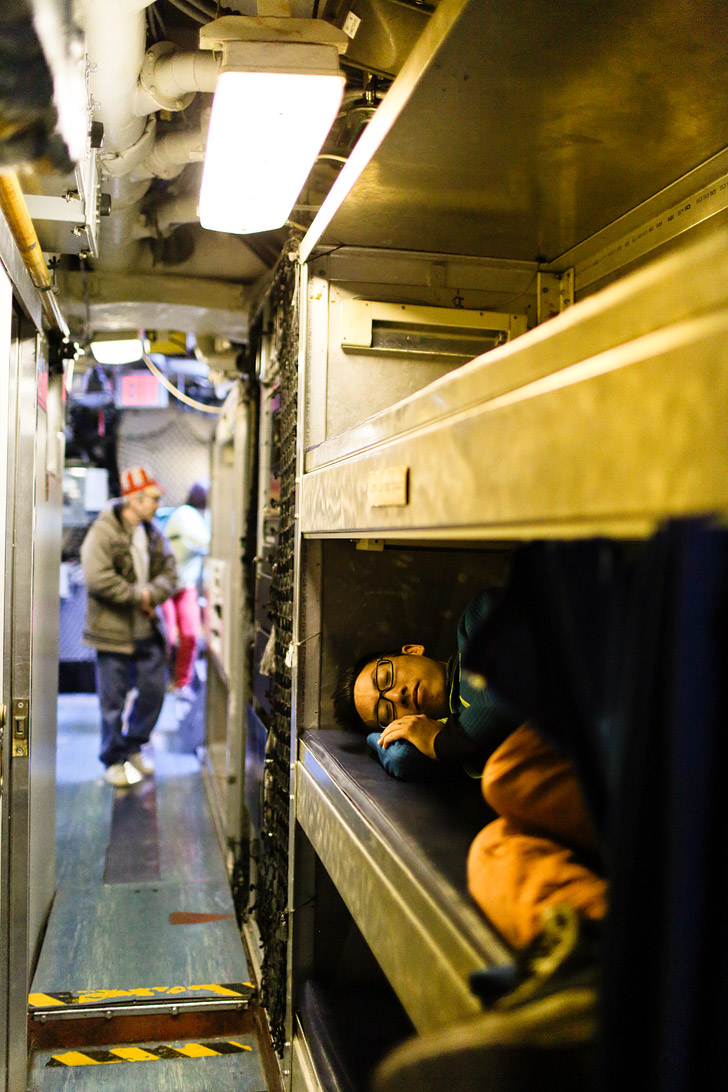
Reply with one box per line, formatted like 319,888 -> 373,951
29,981 -> 255,1009
47,1039 -> 253,1067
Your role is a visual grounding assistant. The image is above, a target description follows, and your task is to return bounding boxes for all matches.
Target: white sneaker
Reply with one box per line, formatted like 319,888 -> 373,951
122,761 -> 144,784
103,762 -> 136,787
127,751 -> 154,776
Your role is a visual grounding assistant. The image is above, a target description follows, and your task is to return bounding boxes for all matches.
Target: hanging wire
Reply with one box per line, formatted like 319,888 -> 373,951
165,0 -> 207,23
186,0 -> 220,17
496,268 -> 540,308
146,3 -> 166,41
140,341 -> 223,414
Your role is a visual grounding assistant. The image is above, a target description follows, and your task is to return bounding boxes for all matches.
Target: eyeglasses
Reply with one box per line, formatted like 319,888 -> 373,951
374,658 -> 395,729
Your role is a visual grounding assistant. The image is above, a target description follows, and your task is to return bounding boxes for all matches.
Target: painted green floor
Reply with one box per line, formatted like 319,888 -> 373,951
28,693 -> 265,1092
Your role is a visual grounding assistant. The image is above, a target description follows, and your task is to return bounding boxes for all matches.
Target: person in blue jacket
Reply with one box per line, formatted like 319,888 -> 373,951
333,589 -> 522,780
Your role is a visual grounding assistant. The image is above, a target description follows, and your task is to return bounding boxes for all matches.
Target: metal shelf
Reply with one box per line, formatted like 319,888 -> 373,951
301,0 -> 728,270
299,231 -> 728,541
297,732 -> 510,1034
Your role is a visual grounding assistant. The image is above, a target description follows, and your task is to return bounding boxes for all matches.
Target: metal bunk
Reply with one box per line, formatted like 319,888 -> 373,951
284,0 -> 728,1086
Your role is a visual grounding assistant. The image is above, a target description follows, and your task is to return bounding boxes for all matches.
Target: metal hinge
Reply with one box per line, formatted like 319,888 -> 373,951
537,269 -> 575,323
12,698 -> 29,758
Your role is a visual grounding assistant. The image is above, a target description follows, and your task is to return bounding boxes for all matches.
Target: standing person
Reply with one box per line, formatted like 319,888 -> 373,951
160,480 -> 210,717
81,466 -> 177,787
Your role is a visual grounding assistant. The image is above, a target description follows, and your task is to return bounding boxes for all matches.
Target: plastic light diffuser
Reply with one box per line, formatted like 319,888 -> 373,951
90,337 -> 144,365
199,69 -> 345,234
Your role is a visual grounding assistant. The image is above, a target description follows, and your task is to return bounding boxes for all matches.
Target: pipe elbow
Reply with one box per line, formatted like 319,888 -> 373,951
134,42 -> 218,116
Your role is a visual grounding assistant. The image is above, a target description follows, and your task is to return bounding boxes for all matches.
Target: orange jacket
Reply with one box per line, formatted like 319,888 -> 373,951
467,724 -> 608,949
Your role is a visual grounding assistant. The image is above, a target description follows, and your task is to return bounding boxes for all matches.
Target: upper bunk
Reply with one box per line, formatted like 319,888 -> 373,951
299,229 -> 728,541
300,0 -> 728,294
296,0 -> 728,542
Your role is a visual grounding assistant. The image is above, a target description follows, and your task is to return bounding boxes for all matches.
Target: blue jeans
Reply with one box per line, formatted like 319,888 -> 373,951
96,637 -> 167,767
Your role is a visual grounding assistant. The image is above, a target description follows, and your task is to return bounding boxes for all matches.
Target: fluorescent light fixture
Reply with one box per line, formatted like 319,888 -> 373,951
197,16 -> 349,235
200,69 -> 344,234
90,337 -> 144,365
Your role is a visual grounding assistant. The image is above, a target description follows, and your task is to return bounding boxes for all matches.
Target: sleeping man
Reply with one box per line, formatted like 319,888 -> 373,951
332,589 -> 607,949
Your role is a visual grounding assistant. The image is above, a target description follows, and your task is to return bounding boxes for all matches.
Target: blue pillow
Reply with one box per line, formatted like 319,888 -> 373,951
366,733 -> 448,781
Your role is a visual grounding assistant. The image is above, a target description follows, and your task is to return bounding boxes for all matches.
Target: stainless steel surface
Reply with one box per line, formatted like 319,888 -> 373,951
302,0 -> 728,268
318,247 -> 538,306
317,541 -> 509,728
301,307 -> 728,540
552,149 -> 728,292
304,230 -> 728,473
225,389 -> 254,851
292,1017 -> 324,1092
303,248 -> 541,446
31,997 -> 250,1022
29,337 -> 62,973
326,0 -> 435,78
0,258 -> 12,1092
5,321 -> 34,1092
296,742 -> 509,1033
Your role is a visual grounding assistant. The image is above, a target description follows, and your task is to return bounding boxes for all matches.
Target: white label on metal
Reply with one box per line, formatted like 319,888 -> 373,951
343,11 -> 361,38
574,169 -> 728,290
367,467 -> 409,508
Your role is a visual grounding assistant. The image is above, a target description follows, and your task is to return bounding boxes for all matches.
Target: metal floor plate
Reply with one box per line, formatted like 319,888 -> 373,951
28,1032 -> 267,1092
30,880 -> 251,1001
27,694 -> 265,1091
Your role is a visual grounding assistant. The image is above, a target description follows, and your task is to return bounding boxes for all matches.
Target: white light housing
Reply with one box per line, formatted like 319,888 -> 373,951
197,16 -> 349,235
200,69 -> 345,234
90,337 -> 144,365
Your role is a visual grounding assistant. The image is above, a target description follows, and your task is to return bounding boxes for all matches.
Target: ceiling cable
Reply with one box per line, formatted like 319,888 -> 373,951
165,0 -> 207,24
140,344 -> 223,414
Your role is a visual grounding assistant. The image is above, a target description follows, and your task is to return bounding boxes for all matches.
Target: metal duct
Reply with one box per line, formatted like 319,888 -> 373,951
74,0 -> 219,273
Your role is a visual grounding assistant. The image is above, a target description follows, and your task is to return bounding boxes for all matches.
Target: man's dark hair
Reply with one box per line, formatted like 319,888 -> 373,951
186,480 -> 209,510
332,647 -> 401,732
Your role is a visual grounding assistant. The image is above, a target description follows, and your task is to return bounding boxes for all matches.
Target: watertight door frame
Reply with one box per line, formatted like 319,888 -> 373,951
0,285 -> 53,1091
0,250 -> 13,1092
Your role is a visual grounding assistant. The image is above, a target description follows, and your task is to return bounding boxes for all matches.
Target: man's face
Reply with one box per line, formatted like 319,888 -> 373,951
128,488 -> 162,520
353,646 -> 449,730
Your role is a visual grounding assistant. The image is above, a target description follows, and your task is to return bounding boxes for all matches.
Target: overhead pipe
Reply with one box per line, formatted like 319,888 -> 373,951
74,0 -> 153,271
76,0 -> 220,273
0,171 -> 69,336
136,108 -> 210,182
134,44 -> 218,115
79,0 -> 151,155
102,111 -> 208,184
154,194 -> 201,233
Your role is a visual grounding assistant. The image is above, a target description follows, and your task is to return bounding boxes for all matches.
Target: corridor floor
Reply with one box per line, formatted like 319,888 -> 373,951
27,693 -> 267,1092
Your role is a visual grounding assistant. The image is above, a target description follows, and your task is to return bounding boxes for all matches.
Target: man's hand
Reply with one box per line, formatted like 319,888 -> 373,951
139,587 -> 155,619
377,715 -> 441,760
